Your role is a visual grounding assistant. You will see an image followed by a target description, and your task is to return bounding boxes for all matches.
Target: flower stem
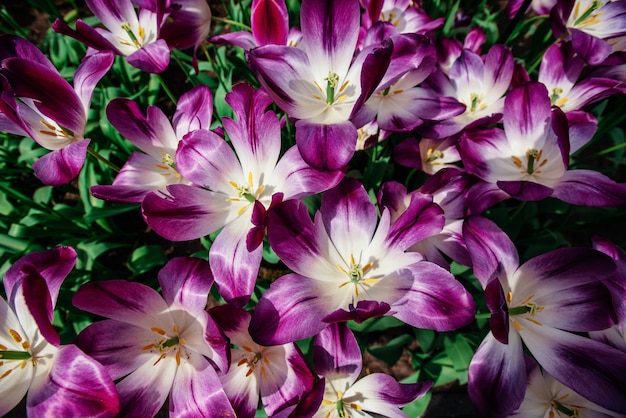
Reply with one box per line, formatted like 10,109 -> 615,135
498,0 -> 533,44
211,16 -> 252,31
87,146 -> 120,172
155,73 -> 178,105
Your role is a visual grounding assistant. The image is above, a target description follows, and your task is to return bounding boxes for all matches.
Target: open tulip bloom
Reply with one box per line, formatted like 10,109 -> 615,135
73,257 -> 234,418
250,177 -> 476,345
463,216 -> 626,417
0,34 -> 113,186
0,247 -> 119,417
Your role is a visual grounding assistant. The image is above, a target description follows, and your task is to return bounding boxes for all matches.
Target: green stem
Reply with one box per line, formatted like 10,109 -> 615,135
155,74 -> 178,105
87,147 -> 120,172
497,0 -> 533,44
172,52 -> 198,87
0,350 -> 31,360
211,16 -> 252,31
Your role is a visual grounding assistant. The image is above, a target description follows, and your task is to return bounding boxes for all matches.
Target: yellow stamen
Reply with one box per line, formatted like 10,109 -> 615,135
350,403 -> 362,411
511,155 -> 523,168
153,352 -> 167,366
524,317 -> 543,326
175,350 -> 181,365
362,261 -> 374,273
392,89 -> 404,94
1,369 -> 12,379
519,294 -> 534,305
151,327 -> 166,335
322,400 -> 333,406
257,184 -> 265,196
20,361 -> 27,369
506,291 -> 513,303
335,94 -> 348,102
237,358 -> 248,367
512,319 -> 522,331
339,80 -> 349,92
229,181 -> 239,189
237,206 -> 248,216
242,346 -> 253,352
337,264 -> 348,275
142,344 -> 155,351
247,172 -> 253,188
0,344 -> 7,351
21,341 -> 30,350
245,368 -> 254,377
8,329 -> 22,343
261,366 -> 268,379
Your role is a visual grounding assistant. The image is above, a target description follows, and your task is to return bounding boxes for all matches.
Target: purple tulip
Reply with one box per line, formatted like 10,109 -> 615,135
73,257 -> 234,418
0,34 -> 113,185
250,177 -> 476,345
0,247 -> 119,417
464,216 -> 626,416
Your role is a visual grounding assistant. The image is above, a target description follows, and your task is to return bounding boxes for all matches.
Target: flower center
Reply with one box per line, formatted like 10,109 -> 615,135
38,119 -> 75,141
551,394 -> 582,417
0,329 -> 34,380
120,22 -> 146,48
337,254 -> 378,297
511,148 -> 548,176
236,345 -> 271,379
507,292 -> 545,331
321,391 -> 362,418
550,87 -> 568,108
227,171 -> 266,216
465,92 -> 487,113
155,152 -> 182,179
572,1 -> 602,27
143,324 -> 187,366
426,148 -> 444,163
312,72 -> 350,106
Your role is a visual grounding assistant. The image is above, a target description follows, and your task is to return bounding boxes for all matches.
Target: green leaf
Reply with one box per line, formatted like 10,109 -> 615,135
414,328 -> 436,353
367,333 -> 413,366
402,390 -> 432,417
127,245 -> 167,276
443,334 -> 474,385
348,316 -> 404,333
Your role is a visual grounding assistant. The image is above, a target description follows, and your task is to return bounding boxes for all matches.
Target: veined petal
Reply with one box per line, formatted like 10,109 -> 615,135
272,146 -> 344,200
468,332 -> 527,417
251,0 -> 289,46
176,129 -> 243,193
85,0 -> 138,33
106,99 -> 178,157
169,354 -> 235,418
552,169 -> 626,207
4,246 -> 76,310
393,262 -> 476,331
462,216 -> 519,288
116,355 -> 177,418
32,139 -> 90,186
142,184 -> 234,241
313,323 -> 362,382
482,44 -> 514,104
126,39 -> 170,73
385,192 -> 444,251
249,274 -> 332,345
26,344 -> 119,418
210,214 -> 263,307
503,82 -> 552,145
320,178 -> 378,256
73,280 -> 170,327
295,120 -> 357,171
267,199 -> 338,279
75,320 -> 156,381
172,85 -> 214,137
0,34 -> 58,71
158,257 -> 214,315
344,374 -> 431,417
520,325 -> 626,414
20,271 -> 59,347
300,0 -> 360,79
73,51 -> 114,115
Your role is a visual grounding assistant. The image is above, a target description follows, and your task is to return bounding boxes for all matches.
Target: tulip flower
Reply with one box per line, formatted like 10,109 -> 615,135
142,83 -> 342,306
91,85 -> 214,203
250,177 -> 475,345
311,322 -> 431,418
210,305 -> 315,418
74,257 -> 234,418
0,34 -> 113,186
459,81 -> 626,206
247,0 -> 392,170
464,215 -> 626,417
0,247 -> 119,417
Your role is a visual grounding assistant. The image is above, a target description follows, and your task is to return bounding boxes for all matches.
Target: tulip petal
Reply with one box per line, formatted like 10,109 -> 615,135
158,257 -> 214,315
32,139 -> 90,186
295,120 -> 357,171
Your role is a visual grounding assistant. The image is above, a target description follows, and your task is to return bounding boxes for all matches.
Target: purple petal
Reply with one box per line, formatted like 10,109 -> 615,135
351,41 -> 393,117
462,216 -> 519,288
0,34 -> 58,71
73,51 -> 114,113
52,19 -> 121,53
210,215 -> 263,307
322,300 -> 391,324
73,280 -> 170,326
2,59 -> 85,133
158,257 -> 214,315
169,355 -> 235,417
251,0 -> 289,46
249,274 -> 331,345
468,332 -> 526,417
320,178 -> 378,252
497,180 -> 555,201
485,277 -> 509,345
300,0 -> 359,76
521,326 -> 626,414
4,246 -> 76,309
567,110 -> 598,153
172,85 -> 214,136
32,140 -> 90,186
385,192 -> 444,250
552,169 -> 626,207
313,322 -> 362,381
483,44 -> 514,100
21,271 -> 60,346
393,262 -> 476,331
142,184 -> 232,241
571,28 -> 613,65
539,42 -> 584,95
295,120 -> 357,170
75,320 -> 156,380
26,344 -> 119,418
126,39 -> 170,73
503,82 -> 552,144
272,146 -> 344,200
